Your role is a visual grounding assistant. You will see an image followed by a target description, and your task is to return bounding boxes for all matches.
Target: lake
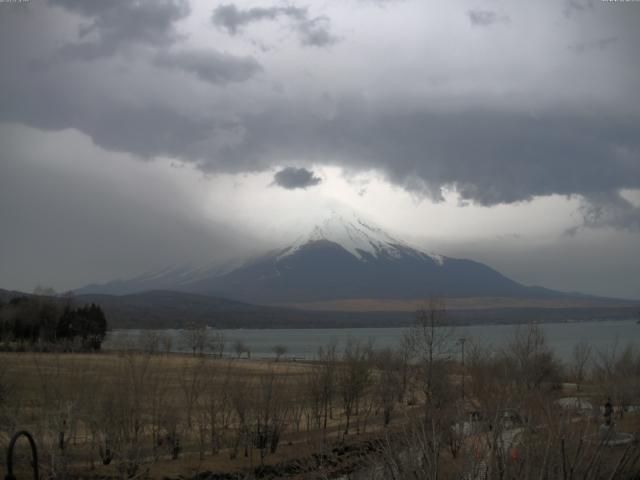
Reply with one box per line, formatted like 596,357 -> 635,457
104,318 -> 640,362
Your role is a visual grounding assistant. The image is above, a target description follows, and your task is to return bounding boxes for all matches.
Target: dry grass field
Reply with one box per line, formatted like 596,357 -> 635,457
0,350 -> 417,479
3,320 -> 640,479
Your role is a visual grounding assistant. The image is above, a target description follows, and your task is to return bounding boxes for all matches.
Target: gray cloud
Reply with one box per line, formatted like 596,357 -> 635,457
223,106 -> 640,222
563,0 -> 594,18
212,3 -> 337,47
154,49 -> 262,85
272,167 -> 322,189
435,231 -> 640,300
569,36 -> 618,54
0,69 -> 216,159
575,192 -> 640,232
361,0 -> 409,4
467,9 -> 510,27
1,0 -> 639,235
212,4 -> 306,35
0,125 -> 260,293
50,0 -> 190,60
0,2 -> 262,160
297,17 -> 339,47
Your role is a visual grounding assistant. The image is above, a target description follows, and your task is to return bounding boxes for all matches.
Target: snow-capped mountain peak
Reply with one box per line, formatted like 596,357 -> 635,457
279,210 -> 444,264
76,208 -> 563,303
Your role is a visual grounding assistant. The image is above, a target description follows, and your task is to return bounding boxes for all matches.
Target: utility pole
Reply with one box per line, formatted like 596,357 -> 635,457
459,337 -> 466,403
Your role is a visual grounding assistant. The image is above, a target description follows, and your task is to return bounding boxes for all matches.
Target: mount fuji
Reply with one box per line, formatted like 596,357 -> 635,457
78,211 -> 562,304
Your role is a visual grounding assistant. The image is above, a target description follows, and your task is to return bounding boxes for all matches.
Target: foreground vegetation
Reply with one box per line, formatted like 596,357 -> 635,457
2,300 -> 640,479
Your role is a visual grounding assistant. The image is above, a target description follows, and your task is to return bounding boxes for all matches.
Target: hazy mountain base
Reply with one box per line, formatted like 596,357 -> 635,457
71,292 -> 640,329
1,289 -> 637,329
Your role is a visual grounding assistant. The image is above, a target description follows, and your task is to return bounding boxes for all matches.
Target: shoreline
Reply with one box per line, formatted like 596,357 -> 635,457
105,311 -> 639,330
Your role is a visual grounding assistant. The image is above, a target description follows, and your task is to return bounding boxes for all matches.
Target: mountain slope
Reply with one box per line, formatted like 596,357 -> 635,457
182,211 -> 562,303
75,211 -> 578,304
75,262 -> 239,296
74,290 -> 297,328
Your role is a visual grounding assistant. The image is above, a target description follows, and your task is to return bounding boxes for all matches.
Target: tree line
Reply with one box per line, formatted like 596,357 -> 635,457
0,290 -> 107,350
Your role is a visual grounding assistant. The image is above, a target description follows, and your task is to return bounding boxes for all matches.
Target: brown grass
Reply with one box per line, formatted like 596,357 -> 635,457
0,351 -> 407,479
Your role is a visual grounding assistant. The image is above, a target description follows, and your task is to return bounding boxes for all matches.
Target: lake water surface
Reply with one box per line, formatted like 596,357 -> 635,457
104,318 -> 640,362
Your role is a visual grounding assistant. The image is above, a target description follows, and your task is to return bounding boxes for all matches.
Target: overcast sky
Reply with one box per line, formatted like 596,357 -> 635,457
0,0 -> 639,299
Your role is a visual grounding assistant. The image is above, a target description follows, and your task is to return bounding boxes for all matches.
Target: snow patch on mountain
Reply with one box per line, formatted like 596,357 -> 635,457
278,211 -> 444,265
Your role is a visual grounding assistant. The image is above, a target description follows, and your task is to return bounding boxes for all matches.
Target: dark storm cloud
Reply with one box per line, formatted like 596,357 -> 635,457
0,1 -> 261,160
49,0 -> 190,60
576,192 -> 640,232
220,105 -> 640,229
0,71 -> 216,159
212,4 -> 306,34
230,106 -> 640,201
272,167 -> 322,189
154,49 -> 262,85
467,9 -> 510,27
1,0 -> 639,233
212,3 -> 337,47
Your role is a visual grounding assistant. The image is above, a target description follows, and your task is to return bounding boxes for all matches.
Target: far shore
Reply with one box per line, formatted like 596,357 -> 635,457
273,296 -> 640,312
105,308 -> 640,330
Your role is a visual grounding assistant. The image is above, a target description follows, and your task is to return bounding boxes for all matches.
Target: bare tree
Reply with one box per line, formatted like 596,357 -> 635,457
229,378 -> 251,460
0,358 -> 23,457
159,332 -> 173,355
181,323 -> 209,356
593,342 -> 640,419
252,370 -> 291,463
570,340 -> 592,390
318,344 -> 337,430
208,330 -> 225,358
405,297 -> 454,406
103,352 -> 152,478
373,348 -> 402,427
233,339 -> 250,359
506,323 -> 560,392
396,335 -> 414,404
303,370 -> 321,431
138,330 -> 160,354
338,338 -> 373,435
272,344 -> 288,362
202,361 -> 233,455
145,356 -> 171,461
33,353 -> 76,478
178,356 -> 207,428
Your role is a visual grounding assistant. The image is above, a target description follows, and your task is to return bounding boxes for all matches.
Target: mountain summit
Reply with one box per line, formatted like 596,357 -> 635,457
278,210 -> 444,265
78,211 -> 561,303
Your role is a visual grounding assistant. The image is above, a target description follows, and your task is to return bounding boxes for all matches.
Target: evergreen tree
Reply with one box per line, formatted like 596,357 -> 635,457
0,296 -> 108,351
